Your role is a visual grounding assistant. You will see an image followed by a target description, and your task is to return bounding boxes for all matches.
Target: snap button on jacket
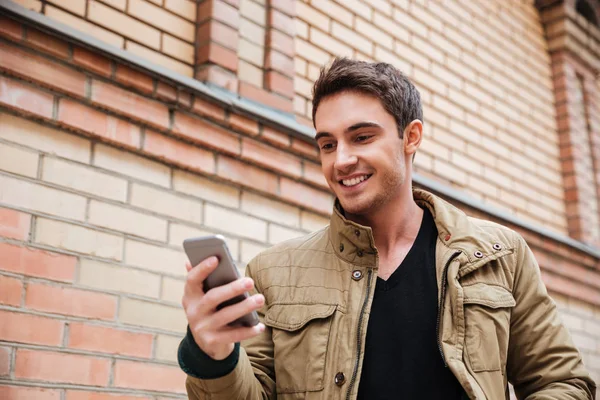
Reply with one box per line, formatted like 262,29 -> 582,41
185,189 -> 596,400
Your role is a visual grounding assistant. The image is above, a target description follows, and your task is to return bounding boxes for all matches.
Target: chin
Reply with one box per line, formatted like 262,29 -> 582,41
338,197 -> 373,216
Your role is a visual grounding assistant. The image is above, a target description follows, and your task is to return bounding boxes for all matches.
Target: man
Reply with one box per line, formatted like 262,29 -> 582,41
178,58 -> 596,399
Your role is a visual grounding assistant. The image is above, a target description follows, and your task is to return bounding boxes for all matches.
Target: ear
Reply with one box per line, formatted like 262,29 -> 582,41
403,119 -> 423,157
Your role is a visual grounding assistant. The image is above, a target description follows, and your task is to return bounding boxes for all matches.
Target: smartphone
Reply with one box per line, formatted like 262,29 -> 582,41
183,234 -> 260,327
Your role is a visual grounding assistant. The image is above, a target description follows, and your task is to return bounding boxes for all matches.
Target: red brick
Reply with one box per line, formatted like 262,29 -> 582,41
0,207 -> 31,240
193,97 -> 226,121
26,283 -> 116,320
196,64 -> 239,93
73,47 -> 112,77
303,161 -> 328,189
172,112 -> 240,155
0,16 -> 23,41
239,82 -> 293,113
266,70 -> 294,98
0,386 -> 61,400
0,76 -> 54,119
178,90 -> 193,108
66,391 -> 151,400
291,137 -> 318,159
15,349 -> 111,386
156,82 -> 177,103
58,99 -> 141,149
91,80 -> 169,129
265,50 -> 294,74
261,126 -> 291,148
536,253 -> 600,290
561,159 -> 576,174
0,346 -> 9,376
217,156 -> 279,195
26,28 -> 70,58
198,0 -> 240,27
0,276 -> 22,307
0,42 -> 86,97
271,0 -> 295,16
229,113 -> 259,136
115,65 -> 154,94
541,271 -> 600,307
143,130 -> 216,174
114,360 -> 186,393
267,29 -> 294,57
559,143 -> 577,159
565,188 -> 579,202
0,310 -> 64,345
280,178 -> 332,214
198,20 -> 239,50
0,242 -> 76,282
68,323 -> 153,358
269,9 -> 294,36
197,42 -> 238,72
241,138 -> 302,177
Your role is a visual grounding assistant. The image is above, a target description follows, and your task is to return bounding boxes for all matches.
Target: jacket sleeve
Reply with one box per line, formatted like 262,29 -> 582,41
506,234 -> 596,400
184,256 -> 276,400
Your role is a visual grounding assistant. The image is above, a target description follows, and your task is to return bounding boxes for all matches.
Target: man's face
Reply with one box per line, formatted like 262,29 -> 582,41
314,91 -> 407,216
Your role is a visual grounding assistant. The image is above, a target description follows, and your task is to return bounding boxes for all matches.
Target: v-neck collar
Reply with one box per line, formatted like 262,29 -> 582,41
376,206 -> 433,291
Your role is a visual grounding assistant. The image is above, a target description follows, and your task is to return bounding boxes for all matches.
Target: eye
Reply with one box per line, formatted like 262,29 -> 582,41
319,142 -> 336,151
356,135 -> 372,142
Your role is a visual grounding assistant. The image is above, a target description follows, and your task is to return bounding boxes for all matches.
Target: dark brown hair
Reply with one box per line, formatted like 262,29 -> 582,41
312,57 -> 423,137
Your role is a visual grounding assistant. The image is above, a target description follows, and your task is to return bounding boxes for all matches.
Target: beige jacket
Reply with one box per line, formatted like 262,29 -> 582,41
185,189 -> 596,399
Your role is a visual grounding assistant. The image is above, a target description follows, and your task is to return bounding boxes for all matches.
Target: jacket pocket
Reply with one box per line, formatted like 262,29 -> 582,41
264,303 -> 336,394
463,283 -> 515,372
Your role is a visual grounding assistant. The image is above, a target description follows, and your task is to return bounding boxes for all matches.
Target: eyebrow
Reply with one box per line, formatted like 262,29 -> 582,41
314,121 -> 382,142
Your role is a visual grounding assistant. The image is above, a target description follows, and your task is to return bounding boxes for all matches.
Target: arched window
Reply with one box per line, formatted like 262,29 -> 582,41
575,0 -> 599,25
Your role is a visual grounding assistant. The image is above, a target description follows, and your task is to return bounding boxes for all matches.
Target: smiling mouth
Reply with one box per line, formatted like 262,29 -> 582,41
340,174 -> 372,187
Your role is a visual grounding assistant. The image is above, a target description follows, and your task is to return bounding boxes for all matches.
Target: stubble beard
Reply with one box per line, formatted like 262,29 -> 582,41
339,164 -> 405,217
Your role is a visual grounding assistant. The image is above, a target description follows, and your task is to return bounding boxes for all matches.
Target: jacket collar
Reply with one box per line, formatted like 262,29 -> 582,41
329,188 -> 513,267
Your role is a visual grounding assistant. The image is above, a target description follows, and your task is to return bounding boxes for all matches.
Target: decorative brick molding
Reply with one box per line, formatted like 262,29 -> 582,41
265,0 -> 295,101
195,0 -> 295,114
538,0 -> 600,247
196,0 -> 241,93
0,14 -> 330,215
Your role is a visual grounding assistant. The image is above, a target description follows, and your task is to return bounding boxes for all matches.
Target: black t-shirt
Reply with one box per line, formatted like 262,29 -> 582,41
357,207 -> 465,399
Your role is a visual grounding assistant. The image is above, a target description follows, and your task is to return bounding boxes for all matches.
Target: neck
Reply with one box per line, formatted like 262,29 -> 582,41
346,186 -> 423,258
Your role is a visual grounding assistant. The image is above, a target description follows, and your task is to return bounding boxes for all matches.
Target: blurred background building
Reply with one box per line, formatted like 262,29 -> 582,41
0,0 -> 599,398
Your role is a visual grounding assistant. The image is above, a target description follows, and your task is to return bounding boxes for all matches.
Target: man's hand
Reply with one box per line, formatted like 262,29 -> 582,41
182,256 -> 266,361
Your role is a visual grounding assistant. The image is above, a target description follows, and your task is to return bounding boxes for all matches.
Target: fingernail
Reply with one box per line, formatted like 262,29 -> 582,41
242,278 -> 253,289
208,256 -> 219,266
254,294 -> 264,305
256,323 -> 265,332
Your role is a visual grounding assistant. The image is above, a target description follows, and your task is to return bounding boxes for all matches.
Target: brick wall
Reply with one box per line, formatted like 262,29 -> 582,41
10,0 -> 197,76
7,0 -> 578,234
0,13 -> 330,398
541,0 -> 600,247
293,0 -> 569,235
1,0 -> 600,398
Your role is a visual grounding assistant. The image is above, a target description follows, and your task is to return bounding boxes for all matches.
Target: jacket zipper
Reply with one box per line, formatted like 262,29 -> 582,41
345,268 -> 373,400
436,251 -> 461,367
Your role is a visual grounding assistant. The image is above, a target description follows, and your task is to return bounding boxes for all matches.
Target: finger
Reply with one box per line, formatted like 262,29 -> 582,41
185,262 -> 193,273
212,294 -> 264,327
201,277 -> 254,311
186,256 -> 219,286
216,323 -> 266,344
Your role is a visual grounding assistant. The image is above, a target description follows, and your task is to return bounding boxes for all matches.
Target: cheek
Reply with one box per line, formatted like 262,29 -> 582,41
319,158 -> 333,181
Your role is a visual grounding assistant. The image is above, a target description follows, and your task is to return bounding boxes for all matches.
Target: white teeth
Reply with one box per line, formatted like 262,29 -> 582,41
342,175 -> 368,187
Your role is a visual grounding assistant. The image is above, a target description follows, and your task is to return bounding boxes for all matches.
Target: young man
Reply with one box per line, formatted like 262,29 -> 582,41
178,58 -> 596,399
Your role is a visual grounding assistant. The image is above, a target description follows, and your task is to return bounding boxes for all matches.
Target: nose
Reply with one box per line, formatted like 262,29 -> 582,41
334,145 -> 358,173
